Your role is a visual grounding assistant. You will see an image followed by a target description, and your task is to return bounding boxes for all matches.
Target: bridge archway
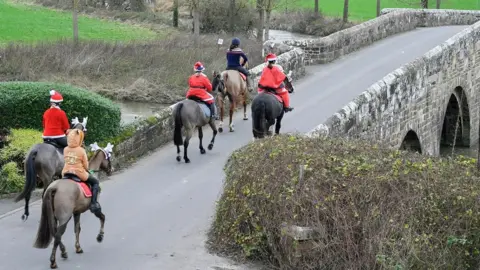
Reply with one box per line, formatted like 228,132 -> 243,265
440,87 -> 470,148
400,130 -> 422,154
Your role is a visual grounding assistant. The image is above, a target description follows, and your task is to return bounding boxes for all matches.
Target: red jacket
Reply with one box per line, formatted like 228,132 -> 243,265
42,107 -> 70,138
258,65 -> 286,89
188,73 -> 212,92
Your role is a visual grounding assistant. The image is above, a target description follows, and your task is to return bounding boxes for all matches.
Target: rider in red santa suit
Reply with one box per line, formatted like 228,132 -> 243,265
185,62 -> 217,118
257,53 -> 294,112
42,90 -> 70,150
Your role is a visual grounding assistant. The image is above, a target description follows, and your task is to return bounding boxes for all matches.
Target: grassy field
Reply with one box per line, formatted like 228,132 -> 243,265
0,0 -> 158,45
291,0 -> 479,21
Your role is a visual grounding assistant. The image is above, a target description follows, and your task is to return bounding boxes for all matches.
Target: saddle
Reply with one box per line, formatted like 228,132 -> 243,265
43,139 -> 65,155
63,173 -> 92,197
258,84 -> 283,103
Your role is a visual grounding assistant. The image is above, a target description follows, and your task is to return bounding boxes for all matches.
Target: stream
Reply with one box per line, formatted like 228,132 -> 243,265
116,29 -> 314,125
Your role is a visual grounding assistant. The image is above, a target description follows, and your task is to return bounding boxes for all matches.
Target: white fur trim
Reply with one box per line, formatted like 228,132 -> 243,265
267,56 -> 277,61
50,90 -> 56,96
50,98 -> 63,103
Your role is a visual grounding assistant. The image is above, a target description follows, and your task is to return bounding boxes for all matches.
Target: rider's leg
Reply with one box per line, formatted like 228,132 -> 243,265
237,66 -> 253,91
277,89 -> 294,112
203,93 -> 216,119
52,136 -> 68,152
85,173 -> 101,214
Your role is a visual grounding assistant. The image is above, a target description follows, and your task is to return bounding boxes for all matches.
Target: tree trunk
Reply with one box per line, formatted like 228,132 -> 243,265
193,2 -> 200,47
229,0 -> 236,36
173,0 -> 179,27
265,10 -> 271,41
256,0 -> 265,42
376,0 -> 381,17
342,0 -> 349,23
73,0 -> 79,45
420,0 -> 428,8
436,0 -> 441,9
314,0 -> 319,17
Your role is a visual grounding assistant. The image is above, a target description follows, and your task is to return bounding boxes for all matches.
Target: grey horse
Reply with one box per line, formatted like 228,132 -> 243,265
14,117 -> 88,221
173,98 -> 218,163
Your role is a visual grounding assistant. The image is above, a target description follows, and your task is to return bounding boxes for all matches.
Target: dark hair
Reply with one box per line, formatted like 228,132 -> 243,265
229,44 -> 238,51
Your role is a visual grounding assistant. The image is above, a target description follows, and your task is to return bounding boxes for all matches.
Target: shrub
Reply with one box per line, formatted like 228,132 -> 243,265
198,0 -> 256,34
0,36 -> 262,104
208,134 -> 480,269
0,162 -> 24,194
0,129 -> 43,169
0,82 -> 121,144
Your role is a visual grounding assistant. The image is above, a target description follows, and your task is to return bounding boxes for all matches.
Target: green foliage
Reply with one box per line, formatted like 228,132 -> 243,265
209,134 -> 480,269
0,162 -> 24,194
0,128 -> 42,168
0,82 -> 121,144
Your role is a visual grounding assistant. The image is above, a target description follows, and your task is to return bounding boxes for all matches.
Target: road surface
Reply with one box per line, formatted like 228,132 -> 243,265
0,25 -> 470,270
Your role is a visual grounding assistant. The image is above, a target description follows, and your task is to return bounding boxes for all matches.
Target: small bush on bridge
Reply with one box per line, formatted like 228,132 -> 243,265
0,82 -> 121,144
208,134 -> 480,269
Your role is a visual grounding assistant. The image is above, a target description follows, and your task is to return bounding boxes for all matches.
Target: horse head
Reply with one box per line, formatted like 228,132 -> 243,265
89,142 -> 115,176
212,71 -> 225,95
284,70 -> 295,94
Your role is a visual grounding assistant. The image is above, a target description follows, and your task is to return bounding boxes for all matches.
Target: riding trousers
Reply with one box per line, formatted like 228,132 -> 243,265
43,136 -> 68,148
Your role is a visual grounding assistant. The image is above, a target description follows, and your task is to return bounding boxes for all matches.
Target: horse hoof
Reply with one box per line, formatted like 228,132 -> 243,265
218,127 -> 223,133
61,252 -> 68,259
96,234 -> 104,243
208,143 -> 213,150
229,128 -> 234,132
21,214 -> 28,221
176,156 -> 181,162
50,262 -> 58,269
243,117 -> 248,121
76,248 -> 84,254
184,158 -> 190,164
200,148 -> 206,154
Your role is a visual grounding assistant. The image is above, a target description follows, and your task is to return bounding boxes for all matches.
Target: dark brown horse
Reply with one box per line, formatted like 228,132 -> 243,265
32,142 -> 114,269
251,72 -> 295,139
14,117 -> 88,221
212,70 -> 252,133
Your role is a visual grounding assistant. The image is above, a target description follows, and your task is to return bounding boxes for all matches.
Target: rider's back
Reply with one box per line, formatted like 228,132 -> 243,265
259,65 -> 286,89
62,129 -> 89,181
226,48 -> 247,68
43,107 -> 69,138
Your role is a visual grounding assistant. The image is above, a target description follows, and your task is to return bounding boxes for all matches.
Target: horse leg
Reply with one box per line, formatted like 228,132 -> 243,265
73,213 -> 83,253
208,120 -> 218,150
198,127 -> 206,154
243,93 -> 248,121
229,98 -> 235,132
93,210 -> 105,243
218,97 -> 224,133
50,218 -> 69,269
183,128 -> 193,163
176,144 -> 181,162
275,113 -> 285,135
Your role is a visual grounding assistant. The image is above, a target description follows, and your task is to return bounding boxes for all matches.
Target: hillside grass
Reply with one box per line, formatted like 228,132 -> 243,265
0,0 -> 158,45
293,0 -> 479,21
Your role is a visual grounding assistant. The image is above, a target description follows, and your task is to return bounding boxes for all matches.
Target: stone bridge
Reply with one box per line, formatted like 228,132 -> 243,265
303,8 -> 480,156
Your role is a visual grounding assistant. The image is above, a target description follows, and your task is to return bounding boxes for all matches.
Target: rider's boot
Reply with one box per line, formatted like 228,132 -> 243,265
246,75 -> 254,92
208,102 -> 218,120
284,106 -> 294,113
86,173 -> 102,214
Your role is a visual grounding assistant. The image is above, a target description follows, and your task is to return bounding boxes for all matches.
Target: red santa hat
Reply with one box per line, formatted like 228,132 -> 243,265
265,53 -> 277,62
193,61 -> 205,72
50,90 -> 63,103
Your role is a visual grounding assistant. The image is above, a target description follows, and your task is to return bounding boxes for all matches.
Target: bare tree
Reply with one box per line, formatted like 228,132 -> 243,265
229,0 -> 236,35
436,0 -> 441,9
173,0 -> 179,27
343,0 -> 349,23
73,0 -> 79,45
314,0 -> 319,17
376,0 -> 381,17
189,0 -> 200,46
256,0 -> 265,42
420,0 -> 428,8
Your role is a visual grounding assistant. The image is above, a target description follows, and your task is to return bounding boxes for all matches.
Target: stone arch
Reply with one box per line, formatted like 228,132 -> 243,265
440,86 -> 470,148
400,130 -> 422,154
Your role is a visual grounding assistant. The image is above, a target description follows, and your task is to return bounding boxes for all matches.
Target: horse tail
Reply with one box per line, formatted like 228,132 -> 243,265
33,185 -> 56,249
253,99 -> 267,138
14,149 -> 37,203
173,102 -> 184,146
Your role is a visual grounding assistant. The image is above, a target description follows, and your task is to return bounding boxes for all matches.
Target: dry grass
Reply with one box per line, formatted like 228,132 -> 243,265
208,134 -> 480,269
0,34 -> 263,104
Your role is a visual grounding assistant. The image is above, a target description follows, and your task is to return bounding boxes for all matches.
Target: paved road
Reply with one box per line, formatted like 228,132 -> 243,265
0,25 -> 470,270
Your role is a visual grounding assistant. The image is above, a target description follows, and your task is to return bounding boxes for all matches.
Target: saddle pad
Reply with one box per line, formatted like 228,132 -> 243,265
239,73 -> 246,81
75,181 -> 92,197
198,103 -> 211,118
265,91 -> 283,103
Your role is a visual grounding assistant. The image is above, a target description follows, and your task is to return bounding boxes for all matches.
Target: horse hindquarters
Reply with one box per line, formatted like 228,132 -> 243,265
33,186 -> 57,249
252,99 -> 267,139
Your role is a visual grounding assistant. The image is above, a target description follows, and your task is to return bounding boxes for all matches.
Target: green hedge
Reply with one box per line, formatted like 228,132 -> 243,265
0,82 -> 121,144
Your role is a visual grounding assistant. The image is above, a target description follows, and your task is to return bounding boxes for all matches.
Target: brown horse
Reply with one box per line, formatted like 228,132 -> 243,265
15,117 -> 88,221
212,70 -> 252,133
32,142 -> 114,269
